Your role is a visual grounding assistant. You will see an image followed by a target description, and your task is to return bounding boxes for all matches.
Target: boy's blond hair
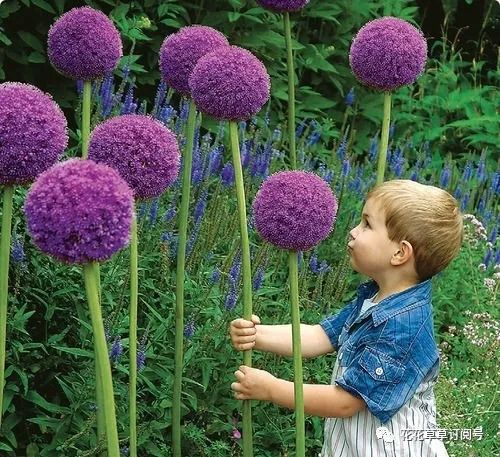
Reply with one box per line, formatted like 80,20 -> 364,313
367,179 -> 463,281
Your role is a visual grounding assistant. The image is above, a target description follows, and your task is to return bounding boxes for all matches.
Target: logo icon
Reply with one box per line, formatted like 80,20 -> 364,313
376,426 -> 395,443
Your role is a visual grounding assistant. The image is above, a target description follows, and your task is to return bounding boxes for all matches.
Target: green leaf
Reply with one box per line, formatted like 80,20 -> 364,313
18,31 -> 44,52
27,416 -> 62,431
31,0 -> 55,14
227,12 -> 241,22
111,2 -> 130,22
160,18 -> 183,28
0,32 -> 12,46
53,346 -> 94,359
26,443 -> 40,457
53,0 -> 65,15
55,377 -> 76,404
0,0 -> 21,19
28,52 -> 46,64
157,4 -> 170,18
14,367 -> 29,395
447,116 -> 497,128
25,391 -> 70,414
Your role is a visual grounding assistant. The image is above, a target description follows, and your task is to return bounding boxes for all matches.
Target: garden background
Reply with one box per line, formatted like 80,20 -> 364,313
0,0 -> 498,456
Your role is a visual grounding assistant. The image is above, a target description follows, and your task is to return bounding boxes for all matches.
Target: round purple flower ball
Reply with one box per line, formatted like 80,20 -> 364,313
48,6 -> 122,80
256,0 -> 309,12
252,171 -> 337,251
159,25 -> 229,94
0,82 -> 68,186
24,159 -> 134,264
88,115 -> 180,200
349,17 -> 427,91
189,46 -> 270,121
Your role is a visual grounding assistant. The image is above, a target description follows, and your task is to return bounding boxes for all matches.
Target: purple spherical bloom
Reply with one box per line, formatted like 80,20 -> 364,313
24,159 -> 134,264
0,83 -> 68,185
159,25 -> 229,94
256,0 -> 309,12
253,171 -> 337,251
189,46 -> 271,121
48,6 -> 122,80
349,17 -> 427,91
88,115 -> 181,200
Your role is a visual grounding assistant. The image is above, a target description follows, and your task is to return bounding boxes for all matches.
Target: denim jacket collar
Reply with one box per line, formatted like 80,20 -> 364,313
354,279 -> 432,327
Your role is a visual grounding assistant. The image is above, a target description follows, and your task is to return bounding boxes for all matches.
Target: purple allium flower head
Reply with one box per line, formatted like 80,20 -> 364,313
189,46 -> 271,121
0,83 -> 68,185
88,115 -> 180,200
349,17 -> 427,91
159,25 -> 229,94
256,0 -> 309,12
48,7 -> 122,80
24,159 -> 134,264
253,171 -> 337,251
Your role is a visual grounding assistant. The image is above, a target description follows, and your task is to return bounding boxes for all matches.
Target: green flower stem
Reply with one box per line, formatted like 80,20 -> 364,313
82,80 -> 92,159
94,230 -> 103,455
93,263 -> 105,454
129,216 -> 138,457
83,262 -> 120,457
284,12 -> 297,169
81,79 -> 105,453
0,185 -> 14,428
95,356 -> 106,456
288,250 -> 305,457
172,98 -> 197,457
376,92 -> 392,185
229,121 -> 254,457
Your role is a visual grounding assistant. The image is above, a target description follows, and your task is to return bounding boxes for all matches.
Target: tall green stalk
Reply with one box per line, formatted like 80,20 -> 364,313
80,79 -> 106,452
0,185 -> 14,428
82,80 -> 92,159
83,262 -> 120,457
288,250 -> 305,457
376,92 -> 392,184
229,121 -> 254,457
129,216 -> 138,457
172,98 -> 197,457
95,357 -> 106,456
284,12 -> 297,169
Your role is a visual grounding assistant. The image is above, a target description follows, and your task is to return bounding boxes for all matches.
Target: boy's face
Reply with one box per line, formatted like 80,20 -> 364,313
347,198 -> 400,280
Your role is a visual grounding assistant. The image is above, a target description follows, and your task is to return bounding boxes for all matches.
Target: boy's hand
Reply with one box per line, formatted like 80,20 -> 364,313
231,365 -> 276,401
229,315 -> 261,351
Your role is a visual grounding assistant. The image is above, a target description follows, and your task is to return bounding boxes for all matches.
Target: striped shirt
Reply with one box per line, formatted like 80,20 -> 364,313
319,356 -> 449,457
319,280 -> 449,457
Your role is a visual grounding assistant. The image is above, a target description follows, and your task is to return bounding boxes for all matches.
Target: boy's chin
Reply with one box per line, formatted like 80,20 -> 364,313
349,258 -> 360,272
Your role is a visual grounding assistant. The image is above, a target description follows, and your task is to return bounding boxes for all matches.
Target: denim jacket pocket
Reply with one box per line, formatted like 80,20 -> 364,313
359,346 -> 405,384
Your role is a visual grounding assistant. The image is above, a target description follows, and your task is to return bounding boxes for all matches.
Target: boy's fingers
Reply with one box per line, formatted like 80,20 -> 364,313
235,335 -> 256,344
232,318 -> 254,328
251,314 -> 261,324
235,342 -> 255,351
234,369 -> 244,380
234,327 -> 256,336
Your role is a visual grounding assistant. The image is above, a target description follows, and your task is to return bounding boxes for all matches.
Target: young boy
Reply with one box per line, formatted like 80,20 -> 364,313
229,179 -> 463,457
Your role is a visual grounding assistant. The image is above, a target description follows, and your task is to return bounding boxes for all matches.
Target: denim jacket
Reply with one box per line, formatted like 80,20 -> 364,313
320,279 -> 440,423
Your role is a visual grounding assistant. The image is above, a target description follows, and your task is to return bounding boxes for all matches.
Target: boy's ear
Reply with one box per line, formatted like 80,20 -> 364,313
390,240 -> 414,266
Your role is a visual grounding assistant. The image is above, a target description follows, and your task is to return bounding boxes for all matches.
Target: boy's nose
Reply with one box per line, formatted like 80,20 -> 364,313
349,226 -> 358,240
